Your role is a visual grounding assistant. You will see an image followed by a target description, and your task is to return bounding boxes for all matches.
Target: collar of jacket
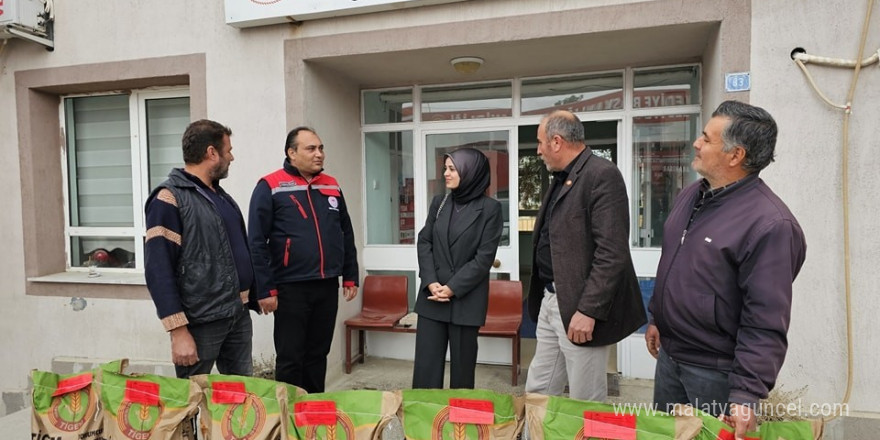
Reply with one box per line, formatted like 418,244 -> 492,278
169,167 -> 227,194
554,147 -> 592,201
434,196 -> 485,262
696,172 -> 761,207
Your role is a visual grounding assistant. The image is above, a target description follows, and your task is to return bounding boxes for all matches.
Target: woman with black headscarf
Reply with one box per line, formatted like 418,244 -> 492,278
412,148 -> 504,389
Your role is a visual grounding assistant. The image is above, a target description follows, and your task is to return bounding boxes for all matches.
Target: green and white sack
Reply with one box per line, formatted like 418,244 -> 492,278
31,359 -> 126,440
672,404 -> 823,440
100,368 -> 200,440
288,389 -> 401,440
400,389 -> 523,440
31,369 -> 103,440
193,374 -> 301,440
526,394 -> 701,440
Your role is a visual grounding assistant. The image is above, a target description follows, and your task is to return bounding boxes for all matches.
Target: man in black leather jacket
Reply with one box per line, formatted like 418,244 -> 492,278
145,119 -> 274,378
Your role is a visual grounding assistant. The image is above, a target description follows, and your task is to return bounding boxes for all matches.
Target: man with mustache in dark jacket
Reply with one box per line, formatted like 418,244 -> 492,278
647,101 -> 807,440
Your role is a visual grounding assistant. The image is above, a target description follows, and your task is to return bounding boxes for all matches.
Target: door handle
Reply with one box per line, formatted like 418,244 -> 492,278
493,259 -> 501,268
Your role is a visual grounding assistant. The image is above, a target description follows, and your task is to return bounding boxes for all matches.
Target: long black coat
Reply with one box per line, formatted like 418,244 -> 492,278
415,194 -> 503,327
528,149 -> 647,346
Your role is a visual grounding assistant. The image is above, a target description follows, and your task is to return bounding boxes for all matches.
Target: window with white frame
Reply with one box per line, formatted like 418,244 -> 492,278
361,64 -> 701,250
63,89 -> 190,272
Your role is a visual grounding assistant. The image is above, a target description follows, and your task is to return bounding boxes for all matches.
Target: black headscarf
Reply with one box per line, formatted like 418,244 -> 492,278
446,148 -> 491,203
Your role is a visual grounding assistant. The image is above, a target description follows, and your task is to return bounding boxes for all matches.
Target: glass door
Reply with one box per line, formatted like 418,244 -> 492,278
619,112 -> 700,378
423,129 -> 518,280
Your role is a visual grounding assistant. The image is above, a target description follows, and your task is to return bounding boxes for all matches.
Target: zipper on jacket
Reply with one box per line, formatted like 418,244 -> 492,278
305,186 -> 326,278
680,197 -> 709,245
284,238 -> 291,267
289,195 -> 308,219
660,191 -> 705,325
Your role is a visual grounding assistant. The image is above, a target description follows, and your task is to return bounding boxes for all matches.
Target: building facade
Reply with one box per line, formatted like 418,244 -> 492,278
1,0 -> 877,419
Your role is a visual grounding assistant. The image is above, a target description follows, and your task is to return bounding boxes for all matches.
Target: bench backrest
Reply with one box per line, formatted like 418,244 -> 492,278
486,279 -> 523,325
362,275 -> 409,317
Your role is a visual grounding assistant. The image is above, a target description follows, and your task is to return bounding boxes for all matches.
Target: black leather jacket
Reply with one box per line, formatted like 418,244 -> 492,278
153,169 -> 255,324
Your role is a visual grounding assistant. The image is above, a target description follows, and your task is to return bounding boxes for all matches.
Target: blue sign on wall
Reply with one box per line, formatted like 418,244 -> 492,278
725,72 -> 751,92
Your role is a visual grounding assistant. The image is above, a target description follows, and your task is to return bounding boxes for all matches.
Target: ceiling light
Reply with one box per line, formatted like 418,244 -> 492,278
450,56 -> 484,74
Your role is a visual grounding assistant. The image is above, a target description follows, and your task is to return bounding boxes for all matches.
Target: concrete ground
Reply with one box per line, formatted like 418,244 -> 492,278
327,338 -> 654,405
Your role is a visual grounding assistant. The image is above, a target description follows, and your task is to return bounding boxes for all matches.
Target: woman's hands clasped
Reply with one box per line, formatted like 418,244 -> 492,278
426,282 -> 454,302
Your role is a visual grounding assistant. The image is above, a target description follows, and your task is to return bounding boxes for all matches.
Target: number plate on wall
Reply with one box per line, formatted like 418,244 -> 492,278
725,72 -> 751,92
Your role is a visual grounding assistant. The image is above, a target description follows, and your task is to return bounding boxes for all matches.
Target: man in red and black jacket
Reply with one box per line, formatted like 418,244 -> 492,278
248,126 -> 359,393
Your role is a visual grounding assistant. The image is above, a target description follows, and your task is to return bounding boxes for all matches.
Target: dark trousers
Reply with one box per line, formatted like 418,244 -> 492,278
175,304 -> 253,379
275,278 -> 339,393
653,348 -> 731,416
412,315 -> 480,389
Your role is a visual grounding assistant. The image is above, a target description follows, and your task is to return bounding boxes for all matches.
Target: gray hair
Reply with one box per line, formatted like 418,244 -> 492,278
543,111 -> 585,144
712,100 -> 777,173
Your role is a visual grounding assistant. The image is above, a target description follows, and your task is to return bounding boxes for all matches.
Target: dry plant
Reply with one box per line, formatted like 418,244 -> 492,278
252,355 -> 276,380
759,385 -> 808,423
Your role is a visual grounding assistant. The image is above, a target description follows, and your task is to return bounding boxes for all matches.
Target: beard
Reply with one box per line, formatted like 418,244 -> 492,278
210,161 -> 230,181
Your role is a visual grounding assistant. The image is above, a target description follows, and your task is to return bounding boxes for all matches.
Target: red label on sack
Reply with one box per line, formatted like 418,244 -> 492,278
717,429 -> 759,440
52,373 -> 93,396
583,411 -> 637,440
448,399 -> 494,425
718,429 -> 735,440
211,381 -> 247,404
294,401 -> 337,426
124,380 -> 160,406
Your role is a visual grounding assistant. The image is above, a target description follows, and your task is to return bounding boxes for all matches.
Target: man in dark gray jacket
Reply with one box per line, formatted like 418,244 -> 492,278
525,110 -> 646,402
647,101 -> 806,440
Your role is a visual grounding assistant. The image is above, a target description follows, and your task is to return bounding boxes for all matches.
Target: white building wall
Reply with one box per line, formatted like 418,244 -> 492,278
0,0 -> 877,416
0,0 -> 289,398
301,63 -> 366,374
750,0 -> 880,415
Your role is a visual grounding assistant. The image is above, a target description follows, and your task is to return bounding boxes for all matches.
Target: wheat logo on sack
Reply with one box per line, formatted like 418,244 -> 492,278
220,393 -> 267,440
118,380 -> 164,439
295,400 -> 355,440
48,387 -> 96,432
303,411 -> 355,440
431,399 -> 492,440
47,372 -> 97,432
116,400 -> 164,439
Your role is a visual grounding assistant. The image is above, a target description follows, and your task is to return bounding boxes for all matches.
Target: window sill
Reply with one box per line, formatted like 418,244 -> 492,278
26,271 -> 149,299
28,271 -> 147,285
